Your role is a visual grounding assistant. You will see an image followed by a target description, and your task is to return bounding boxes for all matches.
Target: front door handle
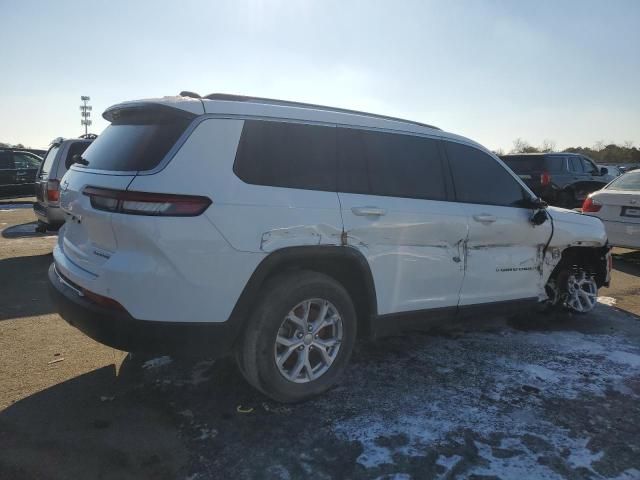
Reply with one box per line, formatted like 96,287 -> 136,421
473,214 -> 496,224
352,206 -> 386,217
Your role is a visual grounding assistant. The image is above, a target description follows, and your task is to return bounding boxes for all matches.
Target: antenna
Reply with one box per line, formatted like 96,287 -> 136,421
80,96 -> 92,135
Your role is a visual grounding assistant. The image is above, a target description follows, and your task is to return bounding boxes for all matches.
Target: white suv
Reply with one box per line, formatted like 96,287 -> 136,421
49,93 -> 611,402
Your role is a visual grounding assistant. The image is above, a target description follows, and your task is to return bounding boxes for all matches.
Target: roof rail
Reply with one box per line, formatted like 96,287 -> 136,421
202,93 -> 440,130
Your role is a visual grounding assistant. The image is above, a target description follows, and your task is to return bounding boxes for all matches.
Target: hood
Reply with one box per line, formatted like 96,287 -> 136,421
547,206 -> 607,248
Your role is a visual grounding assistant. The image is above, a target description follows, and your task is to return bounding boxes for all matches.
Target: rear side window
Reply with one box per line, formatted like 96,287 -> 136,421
80,108 -> 192,172
39,145 -> 60,177
0,152 -> 14,169
445,141 -> 528,207
234,120 -> 336,191
337,128 -> 446,200
500,156 -> 544,174
543,156 -> 566,173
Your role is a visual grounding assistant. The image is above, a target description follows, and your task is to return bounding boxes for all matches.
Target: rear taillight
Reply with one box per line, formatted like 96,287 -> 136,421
83,187 -> 212,216
47,179 -> 60,202
540,171 -> 551,187
582,196 -> 602,213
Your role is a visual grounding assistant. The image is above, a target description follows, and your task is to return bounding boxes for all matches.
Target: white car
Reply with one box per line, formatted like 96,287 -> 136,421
49,93 -> 611,402
582,170 -> 640,249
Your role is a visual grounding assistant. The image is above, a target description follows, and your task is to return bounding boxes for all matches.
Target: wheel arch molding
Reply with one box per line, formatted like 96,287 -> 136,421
229,245 -> 378,340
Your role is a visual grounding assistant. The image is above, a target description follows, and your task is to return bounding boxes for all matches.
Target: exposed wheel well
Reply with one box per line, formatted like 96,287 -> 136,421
549,246 -> 610,288
231,246 -> 378,340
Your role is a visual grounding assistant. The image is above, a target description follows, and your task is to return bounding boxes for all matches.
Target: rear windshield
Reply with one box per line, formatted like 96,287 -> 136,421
606,171 -> 640,191
39,145 -> 60,177
79,108 -> 193,172
501,155 -> 563,173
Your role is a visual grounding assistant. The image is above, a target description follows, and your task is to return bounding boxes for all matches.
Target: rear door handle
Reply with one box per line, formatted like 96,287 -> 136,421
351,206 -> 386,217
473,214 -> 496,224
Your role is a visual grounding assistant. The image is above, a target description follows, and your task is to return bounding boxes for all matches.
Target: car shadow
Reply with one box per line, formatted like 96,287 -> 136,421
0,360 -> 188,480
612,250 -> 640,276
0,253 -> 55,320
1,221 -> 57,239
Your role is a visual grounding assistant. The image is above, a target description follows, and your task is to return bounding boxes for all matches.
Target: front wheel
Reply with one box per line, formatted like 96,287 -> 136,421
237,271 -> 357,403
546,268 -> 599,314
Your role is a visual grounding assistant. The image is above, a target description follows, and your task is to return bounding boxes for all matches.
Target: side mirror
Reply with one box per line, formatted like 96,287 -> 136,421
524,196 -> 547,209
600,167 -> 608,176
530,209 -> 548,226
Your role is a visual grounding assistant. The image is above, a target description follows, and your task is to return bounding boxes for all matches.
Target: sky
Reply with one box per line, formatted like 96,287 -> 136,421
0,0 -> 638,151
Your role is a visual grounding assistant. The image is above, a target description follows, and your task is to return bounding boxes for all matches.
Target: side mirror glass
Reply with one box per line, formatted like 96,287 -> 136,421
600,167 -> 608,176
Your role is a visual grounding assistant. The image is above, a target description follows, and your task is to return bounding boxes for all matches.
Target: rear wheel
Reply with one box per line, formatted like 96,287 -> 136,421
237,271 -> 356,403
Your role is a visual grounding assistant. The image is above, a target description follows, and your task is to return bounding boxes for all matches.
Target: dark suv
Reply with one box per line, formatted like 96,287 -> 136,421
500,153 -> 609,208
0,148 -> 43,198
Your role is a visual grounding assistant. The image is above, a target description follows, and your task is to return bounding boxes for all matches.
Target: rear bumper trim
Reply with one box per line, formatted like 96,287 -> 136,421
48,263 -> 242,356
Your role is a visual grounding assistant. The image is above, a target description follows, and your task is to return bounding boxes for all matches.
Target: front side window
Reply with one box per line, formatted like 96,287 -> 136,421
581,157 -> 597,175
234,120 -> 336,191
337,128 -> 446,200
445,141 -> 528,207
568,157 -> 583,173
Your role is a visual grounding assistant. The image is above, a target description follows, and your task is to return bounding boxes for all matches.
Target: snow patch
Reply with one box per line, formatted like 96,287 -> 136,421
598,296 -> 618,306
142,356 -> 173,369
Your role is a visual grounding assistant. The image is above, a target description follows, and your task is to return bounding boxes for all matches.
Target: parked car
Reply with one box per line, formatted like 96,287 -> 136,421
597,164 -> 622,183
582,170 -> 640,249
49,93 -> 611,402
500,153 -> 610,208
0,148 -> 42,198
33,135 -> 95,231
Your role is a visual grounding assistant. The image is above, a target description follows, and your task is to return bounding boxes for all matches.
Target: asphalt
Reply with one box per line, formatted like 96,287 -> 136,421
1,200 -> 639,480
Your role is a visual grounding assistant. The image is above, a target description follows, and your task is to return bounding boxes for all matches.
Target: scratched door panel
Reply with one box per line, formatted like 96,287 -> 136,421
459,204 -> 551,306
340,193 -> 468,314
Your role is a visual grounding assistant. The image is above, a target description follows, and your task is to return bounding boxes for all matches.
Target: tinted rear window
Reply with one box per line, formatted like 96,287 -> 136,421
234,120 -> 336,191
80,108 -> 192,172
501,155 -> 564,173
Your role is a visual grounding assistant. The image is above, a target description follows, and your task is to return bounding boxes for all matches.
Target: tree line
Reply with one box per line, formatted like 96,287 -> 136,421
499,139 -> 640,165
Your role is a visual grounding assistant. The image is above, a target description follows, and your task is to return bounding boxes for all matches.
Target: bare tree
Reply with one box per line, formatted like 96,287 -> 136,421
623,140 -> 634,149
540,139 -> 556,153
510,138 -> 539,154
594,140 -> 605,151
492,148 -> 505,156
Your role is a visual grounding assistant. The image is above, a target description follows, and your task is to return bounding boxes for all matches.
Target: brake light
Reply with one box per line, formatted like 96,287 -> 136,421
47,179 -> 60,202
540,171 -> 551,187
83,187 -> 212,216
582,196 -> 602,213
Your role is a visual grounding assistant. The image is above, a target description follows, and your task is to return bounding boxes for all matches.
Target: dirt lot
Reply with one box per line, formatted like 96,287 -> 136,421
1,200 -> 640,480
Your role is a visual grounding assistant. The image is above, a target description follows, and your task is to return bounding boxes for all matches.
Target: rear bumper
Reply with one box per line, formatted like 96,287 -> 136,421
33,202 -> 65,226
602,220 -> 640,249
48,263 -> 242,356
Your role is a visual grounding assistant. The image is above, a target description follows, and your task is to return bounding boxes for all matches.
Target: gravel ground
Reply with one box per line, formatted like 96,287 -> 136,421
1,200 -> 639,479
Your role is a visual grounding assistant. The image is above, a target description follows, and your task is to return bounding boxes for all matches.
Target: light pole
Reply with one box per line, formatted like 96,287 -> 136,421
80,96 -> 92,136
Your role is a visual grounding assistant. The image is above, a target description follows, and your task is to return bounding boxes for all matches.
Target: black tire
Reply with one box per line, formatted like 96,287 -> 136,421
237,270 -> 357,403
557,191 -> 575,209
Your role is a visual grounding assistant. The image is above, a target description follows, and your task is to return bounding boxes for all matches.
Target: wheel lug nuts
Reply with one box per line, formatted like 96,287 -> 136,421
298,345 -> 304,351
297,333 -> 303,339
314,334 -> 318,339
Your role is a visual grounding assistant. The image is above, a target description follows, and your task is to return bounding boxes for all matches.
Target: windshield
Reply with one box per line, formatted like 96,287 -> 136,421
606,171 -> 640,191
39,145 -> 60,177
79,108 -> 193,172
